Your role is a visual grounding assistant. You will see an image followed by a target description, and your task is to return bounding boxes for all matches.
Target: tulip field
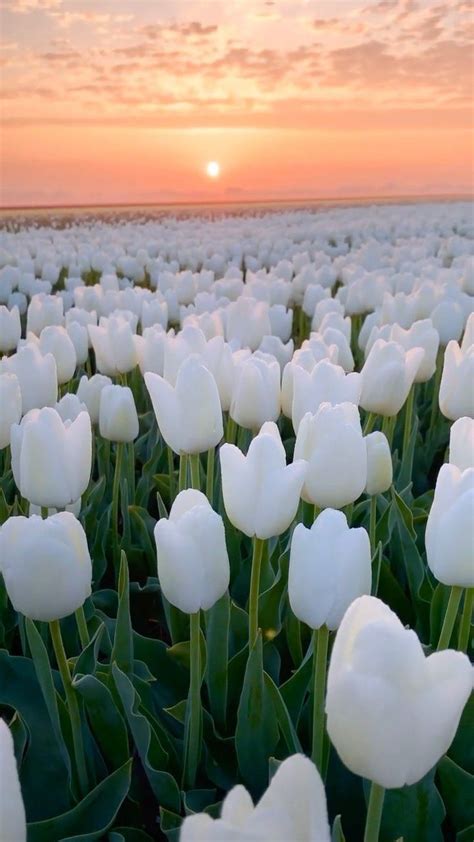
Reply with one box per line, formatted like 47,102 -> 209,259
0,200 -> 473,842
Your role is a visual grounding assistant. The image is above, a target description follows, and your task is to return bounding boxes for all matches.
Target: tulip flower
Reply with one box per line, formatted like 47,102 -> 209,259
295,403 -> 367,509
0,304 -> 21,353
226,296 -> 271,350
65,320 -> 89,366
0,719 -> 26,842
289,509 -> 371,771
326,596 -> 472,841
221,421 -> 306,645
391,319 -> 440,383
163,325 -> 207,385
88,314 -> 138,376
230,351 -> 281,432
0,373 -> 21,449
26,293 -> 64,335
360,339 -> 424,418
439,340 -> 474,420
449,417 -> 474,471
134,325 -> 167,375
77,373 -> 112,424
0,343 -> 57,413
180,754 -> 330,842
11,407 -> 91,509
99,384 -> 139,443
55,393 -> 88,423
30,326 -> 77,385
155,490 -> 230,787
292,359 -> 361,432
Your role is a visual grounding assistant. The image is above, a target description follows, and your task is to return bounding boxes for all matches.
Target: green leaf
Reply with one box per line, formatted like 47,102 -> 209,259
390,486 -> 416,539
448,693 -> 474,774
205,592 -> 230,732
263,671 -> 302,754
258,549 -> 289,638
280,648 -> 313,727
111,551 -> 133,675
73,674 -> 130,771
159,808 -> 182,842
109,830 -> 154,842
235,632 -> 279,797
73,623 -> 105,678
379,768 -> 445,842
331,815 -> 346,842
112,663 -> 181,813
437,756 -> 474,832
27,759 -> 132,842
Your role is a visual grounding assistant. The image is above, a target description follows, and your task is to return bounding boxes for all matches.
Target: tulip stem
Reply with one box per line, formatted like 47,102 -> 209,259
49,619 -> 88,797
41,506 -> 49,519
437,585 -> 463,650
167,446 -> 175,501
226,416 -> 237,445
189,453 -> 201,491
184,610 -> 202,787
311,624 -> 329,776
363,412 -> 377,435
402,384 -> 415,457
112,442 -> 124,567
364,782 -> 385,842
248,537 -> 265,648
206,447 -> 215,505
178,453 -> 188,492
75,605 -> 90,649
457,588 -> 473,653
428,349 -> 443,439
381,415 -> 395,449
369,495 -> 377,554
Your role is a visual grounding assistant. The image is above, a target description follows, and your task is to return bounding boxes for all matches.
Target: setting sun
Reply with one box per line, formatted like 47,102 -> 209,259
206,161 -> 220,179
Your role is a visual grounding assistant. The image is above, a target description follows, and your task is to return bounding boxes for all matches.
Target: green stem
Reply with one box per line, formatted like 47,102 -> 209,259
428,349 -> 443,439
49,619 -> 88,797
369,495 -> 377,555
178,453 -> 188,492
40,506 -> 49,519
127,441 -> 135,499
381,415 -> 395,449
167,446 -> 175,502
189,453 -> 201,491
112,442 -> 124,566
364,782 -> 385,842
344,502 -> 354,526
457,588 -> 473,654
184,610 -> 202,787
75,605 -> 90,649
226,416 -> 237,445
402,384 -> 415,457
248,537 -> 265,647
206,447 -> 215,505
311,624 -> 329,776
437,585 -> 463,650
363,412 -> 377,435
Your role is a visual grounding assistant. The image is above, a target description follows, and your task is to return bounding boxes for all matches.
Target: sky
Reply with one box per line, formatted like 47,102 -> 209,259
0,0 -> 473,207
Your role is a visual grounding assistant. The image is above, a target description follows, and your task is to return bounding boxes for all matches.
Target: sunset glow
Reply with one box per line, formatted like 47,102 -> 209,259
1,0 -> 472,207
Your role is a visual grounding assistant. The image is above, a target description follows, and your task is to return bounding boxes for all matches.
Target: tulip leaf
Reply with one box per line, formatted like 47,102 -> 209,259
437,756 -> 474,832
235,632 -> 279,797
379,769 -> 445,842
258,548 -> 290,638
263,670 -> 302,754
159,807 -> 182,842
111,551 -> 133,675
73,673 -> 130,770
27,759 -> 132,842
331,815 -> 346,842
448,692 -> 474,774
109,829 -> 154,842
73,622 -> 105,677
279,646 -> 313,727
112,662 -> 181,813
205,591 -> 230,732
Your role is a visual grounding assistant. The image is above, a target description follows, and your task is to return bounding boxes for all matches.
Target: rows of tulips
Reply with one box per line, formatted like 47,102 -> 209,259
0,203 -> 473,842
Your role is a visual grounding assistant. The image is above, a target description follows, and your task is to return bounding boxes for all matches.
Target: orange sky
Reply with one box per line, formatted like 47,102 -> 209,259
1,0 -> 473,206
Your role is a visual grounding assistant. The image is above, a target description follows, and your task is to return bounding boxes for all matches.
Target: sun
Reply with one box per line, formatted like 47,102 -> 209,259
206,161 -> 220,178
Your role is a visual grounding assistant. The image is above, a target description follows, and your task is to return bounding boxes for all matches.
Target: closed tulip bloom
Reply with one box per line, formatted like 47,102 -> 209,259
163,326 -> 207,385
202,336 -> 248,412
220,421 -> 306,539
360,339 -> 424,417
292,359 -> 361,432
364,431 -> 393,495
145,355 -> 223,454
0,512 -> 92,622
0,719 -> 26,842
289,509 -> 371,630
295,403 -> 367,509
391,319 -> 440,383
439,340 -> 474,420
425,464 -> 474,587
35,326 -> 77,384
26,293 -> 64,336
226,297 -> 271,350
258,335 -> 294,369
77,373 -> 112,424
88,314 -> 137,376
154,489 -> 229,614
66,320 -> 89,366
449,417 -> 474,470
180,753 -> 330,842
134,325 -> 166,375
269,304 -> 293,342
430,299 -> 465,346
0,373 -> 21,449
11,407 -> 92,508
326,596 -> 473,788
55,393 -> 88,423
230,351 -> 281,431
99,384 -> 139,442
0,343 -> 57,413
0,305 -> 21,353
461,311 -> 474,352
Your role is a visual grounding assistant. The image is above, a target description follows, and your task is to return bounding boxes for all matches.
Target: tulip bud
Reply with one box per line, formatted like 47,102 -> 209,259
289,509 -> 371,630
88,314 -> 137,376
35,326 -> 77,385
360,340 -> 424,417
449,417 -> 474,471
230,351 -> 280,431
180,754 -> 330,842
55,393 -> 88,423
425,464 -> 474,587
364,431 -> 393,495
65,320 -> 89,366
220,421 -> 306,539
0,305 -> 21,353
0,719 -> 26,842
77,373 -> 112,424
134,325 -> 166,375
326,596 -> 473,788
11,407 -> 91,508
154,489 -> 229,613
0,373 -> 22,449
163,326 -> 207,385
0,512 -> 92,621
391,319 -> 440,383
26,293 -> 64,336
0,343 -> 57,413
145,355 -> 223,455
99,384 -> 139,443
439,340 -> 474,421
292,359 -> 361,433
294,403 -> 367,509
226,297 -> 271,350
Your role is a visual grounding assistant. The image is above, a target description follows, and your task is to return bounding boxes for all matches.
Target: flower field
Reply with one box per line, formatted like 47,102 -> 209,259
0,200 -> 472,841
